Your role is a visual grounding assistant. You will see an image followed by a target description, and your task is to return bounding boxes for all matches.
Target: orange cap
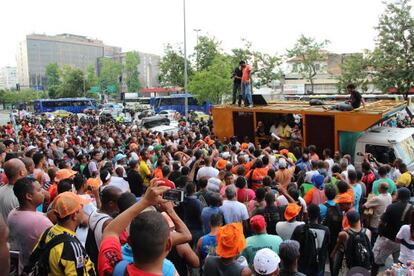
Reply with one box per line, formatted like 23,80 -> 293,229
280,149 -> 289,156
208,139 -> 215,146
53,192 -> 90,218
55,169 -> 77,182
129,143 -> 139,151
335,192 -> 353,204
241,143 -> 249,150
216,223 -> 246,258
216,159 -> 227,170
86,177 -> 101,189
284,203 -> 302,221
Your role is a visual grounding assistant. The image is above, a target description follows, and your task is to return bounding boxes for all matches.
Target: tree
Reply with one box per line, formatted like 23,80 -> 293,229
193,35 -> 221,71
58,66 -> 85,98
159,44 -> 193,87
252,52 -> 282,88
188,55 -> 233,104
124,51 -> 141,92
2,89 -> 47,105
231,39 -> 254,65
86,64 -> 98,90
287,35 -> 329,93
45,63 -> 61,98
337,53 -> 371,93
98,57 -> 122,93
371,0 -> 414,97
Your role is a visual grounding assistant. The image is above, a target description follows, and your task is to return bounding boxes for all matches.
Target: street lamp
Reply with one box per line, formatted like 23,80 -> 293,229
183,0 -> 188,118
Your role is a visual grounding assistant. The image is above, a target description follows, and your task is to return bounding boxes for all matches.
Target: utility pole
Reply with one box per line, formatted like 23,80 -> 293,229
183,0 -> 188,118
194,28 -> 201,70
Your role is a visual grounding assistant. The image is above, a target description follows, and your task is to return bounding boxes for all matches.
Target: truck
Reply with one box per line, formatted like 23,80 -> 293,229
212,99 -> 414,171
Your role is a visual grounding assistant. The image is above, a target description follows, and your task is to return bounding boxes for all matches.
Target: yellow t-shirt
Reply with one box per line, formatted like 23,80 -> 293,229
139,160 -> 151,186
34,224 -> 96,276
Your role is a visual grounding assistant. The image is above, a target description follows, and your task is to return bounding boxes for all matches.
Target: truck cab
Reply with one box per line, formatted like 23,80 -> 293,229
354,127 -> 414,171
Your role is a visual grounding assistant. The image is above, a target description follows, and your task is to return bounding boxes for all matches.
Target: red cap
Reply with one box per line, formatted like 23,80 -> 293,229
250,215 -> 267,233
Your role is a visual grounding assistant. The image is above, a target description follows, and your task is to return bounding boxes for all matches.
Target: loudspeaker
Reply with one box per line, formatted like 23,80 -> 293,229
252,94 -> 267,106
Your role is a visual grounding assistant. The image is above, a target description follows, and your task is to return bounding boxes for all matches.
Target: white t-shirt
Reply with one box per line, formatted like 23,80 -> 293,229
397,224 -> 414,264
305,170 -> 319,183
325,158 -> 334,176
76,194 -> 97,246
196,166 -> 219,181
108,176 -> 130,193
276,221 -> 305,240
219,200 -> 249,224
277,196 -> 307,212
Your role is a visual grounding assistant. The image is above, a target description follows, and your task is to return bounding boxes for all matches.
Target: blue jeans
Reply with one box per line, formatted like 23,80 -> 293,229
242,82 -> 252,106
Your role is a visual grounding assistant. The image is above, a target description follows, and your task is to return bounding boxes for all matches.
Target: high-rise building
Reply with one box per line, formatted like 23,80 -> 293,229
112,51 -> 160,92
0,66 -> 17,90
16,33 -> 121,89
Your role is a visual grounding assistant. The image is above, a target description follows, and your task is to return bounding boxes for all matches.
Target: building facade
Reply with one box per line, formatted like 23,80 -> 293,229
0,67 -> 17,90
16,33 -> 121,89
112,51 -> 160,92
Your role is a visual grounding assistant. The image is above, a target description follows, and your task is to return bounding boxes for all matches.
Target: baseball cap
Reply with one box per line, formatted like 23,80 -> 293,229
284,203 -> 302,221
335,192 -> 353,204
129,143 -> 139,151
148,146 -> 154,152
153,144 -> 163,152
221,152 -> 231,159
207,178 -> 221,192
280,149 -> 289,156
216,159 -> 227,170
241,143 -> 249,150
53,192 -> 90,218
55,169 -> 77,182
26,145 -> 37,152
278,158 -> 287,169
250,215 -> 267,233
86,177 -> 101,189
114,153 -> 127,162
216,223 -> 246,258
254,248 -> 280,275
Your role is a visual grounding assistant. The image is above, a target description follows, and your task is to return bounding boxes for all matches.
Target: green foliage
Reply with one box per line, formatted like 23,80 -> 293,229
371,0 -> 414,96
193,36 -> 221,71
57,66 -> 85,98
1,89 -> 47,104
45,63 -> 61,99
124,51 -> 141,92
287,35 -> 329,93
337,53 -> 371,93
188,55 -> 233,104
159,44 -> 193,87
231,39 -> 254,65
86,64 -> 98,90
99,57 -> 122,93
252,52 -> 282,88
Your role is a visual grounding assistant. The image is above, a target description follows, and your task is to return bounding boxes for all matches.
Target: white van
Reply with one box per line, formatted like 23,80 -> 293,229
354,127 -> 414,171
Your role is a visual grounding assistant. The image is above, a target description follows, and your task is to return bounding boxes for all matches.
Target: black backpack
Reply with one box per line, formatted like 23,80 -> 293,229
85,214 -> 110,269
296,224 -> 319,274
344,228 -> 373,269
322,203 -> 343,252
83,162 -> 91,178
23,227 -> 77,275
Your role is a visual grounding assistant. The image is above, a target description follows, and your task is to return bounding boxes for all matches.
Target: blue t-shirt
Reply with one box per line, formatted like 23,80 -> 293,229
352,184 -> 362,211
319,200 -> 336,221
201,207 -> 222,234
200,234 -> 217,260
121,244 -> 176,276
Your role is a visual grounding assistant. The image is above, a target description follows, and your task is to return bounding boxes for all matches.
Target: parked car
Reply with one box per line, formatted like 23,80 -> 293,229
158,109 -> 178,121
101,103 -> 123,116
51,110 -> 73,118
191,111 -> 209,122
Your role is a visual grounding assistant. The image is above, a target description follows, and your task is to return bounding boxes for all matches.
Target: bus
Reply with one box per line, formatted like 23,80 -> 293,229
32,98 -> 97,114
150,94 -> 211,115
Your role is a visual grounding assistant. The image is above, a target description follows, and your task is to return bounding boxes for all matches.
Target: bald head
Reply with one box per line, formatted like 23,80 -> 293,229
3,158 -> 28,185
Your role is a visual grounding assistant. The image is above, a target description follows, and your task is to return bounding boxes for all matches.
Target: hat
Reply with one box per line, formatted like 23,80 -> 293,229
312,174 -> 325,189
53,192 -> 90,218
129,143 -> 139,151
335,192 -> 353,204
216,159 -> 227,170
346,267 -> 370,276
216,223 -> 246,258
278,158 -> 287,169
280,149 -> 289,156
52,138 -> 59,143
284,203 -> 302,221
148,145 -> 154,152
250,215 -> 267,233
208,139 -> 215,146
241,143 -> 249,150
86,177 -> 101,189
398,187 -> 411,201
153,144 -> 163,152
26,145 -> 37,152
107,137 -> 115,144
254,248 -> 281,275
114,153 -> 127,162
207,177 -> 221,192
55,169 -> 77,182
221,152 -> 231,159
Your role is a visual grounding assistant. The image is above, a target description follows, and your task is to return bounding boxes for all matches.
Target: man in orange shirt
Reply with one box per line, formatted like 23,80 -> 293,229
241,61 -> 253,108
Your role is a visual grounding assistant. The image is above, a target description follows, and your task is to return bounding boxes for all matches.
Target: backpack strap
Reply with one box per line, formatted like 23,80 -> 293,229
113,260 -> 129,276
401,203 -> 412,222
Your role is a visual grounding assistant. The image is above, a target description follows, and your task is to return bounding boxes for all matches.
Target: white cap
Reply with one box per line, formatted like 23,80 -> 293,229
221,152 -> 231,159
278,158 -> 287,168
254,248 -> 280,275
26,145 -> 37,152
207,177 -> 221,192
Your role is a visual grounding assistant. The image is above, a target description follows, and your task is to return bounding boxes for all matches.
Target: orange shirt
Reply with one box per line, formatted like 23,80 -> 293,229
275,167 -> 296,189
245,167 -> 269,190
242,65 -> 251,82
154,167 -> 163,179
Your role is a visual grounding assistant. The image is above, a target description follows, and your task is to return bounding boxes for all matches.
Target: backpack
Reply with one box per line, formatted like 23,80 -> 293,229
322,203 -> 343,252
296,224 -> 320,274
23,227 -> 78,275
344,228 -> 373,269
85,214 -> 110,269
83,162 -> 91,178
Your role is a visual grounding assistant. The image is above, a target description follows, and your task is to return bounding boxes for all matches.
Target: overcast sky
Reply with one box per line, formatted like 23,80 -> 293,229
0,0 -> 396,67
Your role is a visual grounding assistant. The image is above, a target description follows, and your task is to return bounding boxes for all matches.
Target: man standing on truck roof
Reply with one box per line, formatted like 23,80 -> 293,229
241,61 -> 253,108
232,61 -> 244,106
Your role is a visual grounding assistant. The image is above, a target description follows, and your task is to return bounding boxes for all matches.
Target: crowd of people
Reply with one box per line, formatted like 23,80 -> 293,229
0,111 -> 413,276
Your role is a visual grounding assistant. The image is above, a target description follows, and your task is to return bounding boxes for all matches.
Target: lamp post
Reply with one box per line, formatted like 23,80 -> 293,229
194,28 -> 201,70
183,0 -> 188,118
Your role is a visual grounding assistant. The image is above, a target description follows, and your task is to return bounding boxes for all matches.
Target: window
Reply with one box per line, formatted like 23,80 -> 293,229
365,144 -> 396,164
